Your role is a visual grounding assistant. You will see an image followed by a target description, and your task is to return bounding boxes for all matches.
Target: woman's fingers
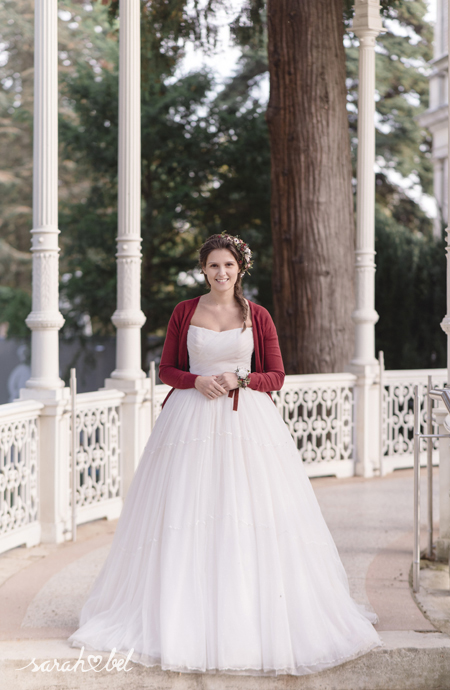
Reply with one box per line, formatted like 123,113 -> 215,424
196,375 -> 227,398
206,381 -> 226,398
214,375 -> 227,389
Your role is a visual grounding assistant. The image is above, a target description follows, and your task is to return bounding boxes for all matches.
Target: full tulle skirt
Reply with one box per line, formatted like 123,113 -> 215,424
68,385 -> 382,675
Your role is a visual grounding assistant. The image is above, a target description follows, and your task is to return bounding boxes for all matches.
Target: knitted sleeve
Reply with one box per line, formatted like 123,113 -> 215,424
248,312 -> 285,392
158,304 -> 199,389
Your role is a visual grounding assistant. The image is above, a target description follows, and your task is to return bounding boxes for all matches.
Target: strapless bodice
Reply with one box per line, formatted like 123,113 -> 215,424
187,325 -> 254,376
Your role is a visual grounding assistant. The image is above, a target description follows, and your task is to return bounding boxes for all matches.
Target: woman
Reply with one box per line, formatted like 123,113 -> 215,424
68,233 -> 382,675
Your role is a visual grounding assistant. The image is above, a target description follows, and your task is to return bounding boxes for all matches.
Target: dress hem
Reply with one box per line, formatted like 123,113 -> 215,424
69,637 -> 384,677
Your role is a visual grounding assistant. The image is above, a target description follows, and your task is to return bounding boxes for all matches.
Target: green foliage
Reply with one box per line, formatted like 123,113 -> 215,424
1,0 -> 443,372
61,0 -> 441,370
346,0 -> 433,200
59,184 -> 118,337
139,69 -> 217,331
201,89 -> 271,309
0,0 -> 120,336
375,208 -> 446,369
59,40 -> 212,345
375,4 -> 433,195
344,0 -> 406,23
0,0 -> 34,290
58,1 -> 273,361
344,0 -> 440,368
0,286 -> 31,339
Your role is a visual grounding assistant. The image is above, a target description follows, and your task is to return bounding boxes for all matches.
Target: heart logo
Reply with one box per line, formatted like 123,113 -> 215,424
87,655 -> 103,670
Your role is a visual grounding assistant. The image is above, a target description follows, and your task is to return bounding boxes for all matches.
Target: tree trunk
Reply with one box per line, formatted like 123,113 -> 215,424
266,0 -> 355,374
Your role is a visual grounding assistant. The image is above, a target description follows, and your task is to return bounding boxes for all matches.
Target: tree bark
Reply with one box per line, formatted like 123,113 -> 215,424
266,0 -> 355,374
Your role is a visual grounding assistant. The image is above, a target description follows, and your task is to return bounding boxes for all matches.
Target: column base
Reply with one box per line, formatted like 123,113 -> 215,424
103,376 -> 148,394
346,361 -> 381,478
40,520 -> 72,545
104,376 -> 151,497
345,361 -> 379,380
34,391 -> 72,545
18,385 -> 69,403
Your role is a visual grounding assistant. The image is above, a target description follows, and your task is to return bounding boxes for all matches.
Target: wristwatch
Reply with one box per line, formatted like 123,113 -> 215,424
235,367 -> 250,389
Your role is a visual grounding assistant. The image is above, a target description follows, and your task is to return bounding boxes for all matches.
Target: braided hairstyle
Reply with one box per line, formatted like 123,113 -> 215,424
198,234 -> 249,332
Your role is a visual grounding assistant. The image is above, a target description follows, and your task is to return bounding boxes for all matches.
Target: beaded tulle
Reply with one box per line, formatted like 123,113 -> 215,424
68,325 -> 382,675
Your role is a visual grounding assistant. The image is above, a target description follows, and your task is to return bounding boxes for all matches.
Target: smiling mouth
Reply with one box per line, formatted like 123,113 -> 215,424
216,279 -> 229,283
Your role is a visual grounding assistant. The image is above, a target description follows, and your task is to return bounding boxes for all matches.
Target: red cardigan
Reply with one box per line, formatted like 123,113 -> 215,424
159,295 -> 285,410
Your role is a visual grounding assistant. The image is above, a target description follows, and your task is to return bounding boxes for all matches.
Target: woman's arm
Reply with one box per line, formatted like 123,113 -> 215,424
248,315 -> 285,392
158,305 -> 199,389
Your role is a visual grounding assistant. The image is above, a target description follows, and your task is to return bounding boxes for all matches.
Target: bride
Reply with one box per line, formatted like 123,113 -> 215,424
68,232 -> 382,675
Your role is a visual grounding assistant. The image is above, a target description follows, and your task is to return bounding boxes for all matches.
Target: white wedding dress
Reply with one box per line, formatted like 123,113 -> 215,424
68,324 -> 382,675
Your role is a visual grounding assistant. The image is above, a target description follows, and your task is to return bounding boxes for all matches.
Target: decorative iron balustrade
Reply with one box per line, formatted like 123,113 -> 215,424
382,369 -> 447,471
150,383 -> 172,421
1,367 -> 449,556
149,375 -> 356,478
68,390 -> 124,525
0,400 -> 43,553
271,373 -> 355,477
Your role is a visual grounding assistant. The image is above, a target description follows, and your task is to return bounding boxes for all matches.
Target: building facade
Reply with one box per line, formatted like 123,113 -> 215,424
420,0 -> 448,237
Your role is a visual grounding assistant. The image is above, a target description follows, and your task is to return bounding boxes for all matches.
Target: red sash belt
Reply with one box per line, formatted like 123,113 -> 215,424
161,386 -> 241,411
161,385 -> 275,412
228,387 -> 239,411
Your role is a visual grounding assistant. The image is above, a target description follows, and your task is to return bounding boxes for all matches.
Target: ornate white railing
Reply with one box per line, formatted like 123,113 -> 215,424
69,389 -> 125,526
0,400 -> 43,553
272,373 -> 356,478
149,374 -> 356,478
151,369 -> 446,477
382,368 -> 447,472
1,366 -> 448,555
149,382 -> 172,421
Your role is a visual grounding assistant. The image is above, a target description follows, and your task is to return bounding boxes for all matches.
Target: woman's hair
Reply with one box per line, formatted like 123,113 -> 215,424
198,234 -> 249,332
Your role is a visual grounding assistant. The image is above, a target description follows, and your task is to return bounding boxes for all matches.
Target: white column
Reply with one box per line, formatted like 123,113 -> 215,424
442,230 -> 450,381
351,0 -> 383,369
104,0 -> 149,497
108,0 -> 146,383
19,1 -> 71,544
23,0 -> 64,393
347,1 -> 383,477
436,4 -> 450,558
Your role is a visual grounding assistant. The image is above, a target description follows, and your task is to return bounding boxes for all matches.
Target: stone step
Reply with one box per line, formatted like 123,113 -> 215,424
1,632 -> 449,690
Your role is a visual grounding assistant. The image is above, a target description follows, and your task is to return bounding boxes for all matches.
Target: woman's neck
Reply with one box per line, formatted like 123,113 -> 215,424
203,290 -> 236,307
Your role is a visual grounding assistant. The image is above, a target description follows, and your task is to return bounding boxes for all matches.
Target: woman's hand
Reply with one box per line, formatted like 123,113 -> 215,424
214,372 -> 239,392
194,375 -> 228,400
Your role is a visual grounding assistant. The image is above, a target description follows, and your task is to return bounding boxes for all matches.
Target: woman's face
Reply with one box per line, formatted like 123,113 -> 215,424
203,248 -> 240,295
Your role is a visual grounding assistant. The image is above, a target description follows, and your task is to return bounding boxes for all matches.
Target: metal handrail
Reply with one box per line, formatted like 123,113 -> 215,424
70,368 -> 77,543
379,350 -> 385,476
426,377 -> 433,559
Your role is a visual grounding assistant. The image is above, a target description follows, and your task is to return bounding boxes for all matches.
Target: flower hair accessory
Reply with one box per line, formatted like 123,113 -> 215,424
220,232 -> 254,277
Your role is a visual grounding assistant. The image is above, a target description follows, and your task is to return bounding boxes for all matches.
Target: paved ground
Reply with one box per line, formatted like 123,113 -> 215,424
312,468 -> 439,632
1,467 -> 449,689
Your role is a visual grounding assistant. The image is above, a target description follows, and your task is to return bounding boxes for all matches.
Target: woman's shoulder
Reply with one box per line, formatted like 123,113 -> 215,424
171,295 -> 201,314
247,299 -> 273,322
